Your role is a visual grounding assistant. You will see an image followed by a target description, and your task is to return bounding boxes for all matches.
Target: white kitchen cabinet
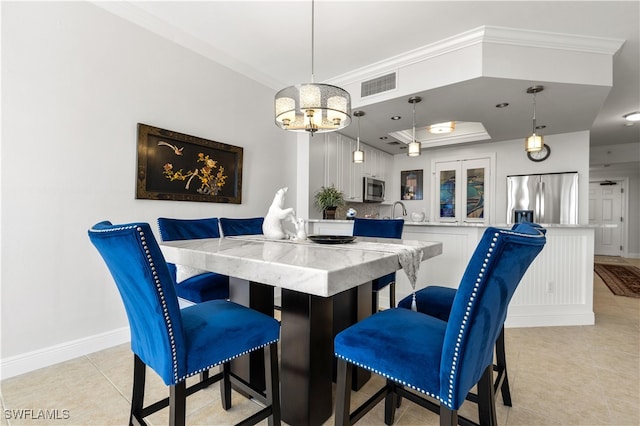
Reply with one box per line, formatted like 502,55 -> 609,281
339,136 -> 364,202
322,135 -> 391,202
323,133 -> 340,189
363,145 -> 392,180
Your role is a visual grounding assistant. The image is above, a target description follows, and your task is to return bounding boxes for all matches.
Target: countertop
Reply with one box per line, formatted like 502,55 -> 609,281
307,219 -> 608,228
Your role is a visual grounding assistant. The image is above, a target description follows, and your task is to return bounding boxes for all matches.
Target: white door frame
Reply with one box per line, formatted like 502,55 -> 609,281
589,177 -> 629,258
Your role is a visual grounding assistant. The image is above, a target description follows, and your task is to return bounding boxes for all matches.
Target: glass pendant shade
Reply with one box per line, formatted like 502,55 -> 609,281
407,96 -> 422,157
408,141 -> 421,156
275,84 -> 351,134
352,110 -> 365,163
525,85 -> 544,153
525,134 -> 544,152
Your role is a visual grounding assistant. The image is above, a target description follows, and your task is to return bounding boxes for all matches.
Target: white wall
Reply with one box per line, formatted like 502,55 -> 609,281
1,2 -> 297,377
388,131 -> 591,224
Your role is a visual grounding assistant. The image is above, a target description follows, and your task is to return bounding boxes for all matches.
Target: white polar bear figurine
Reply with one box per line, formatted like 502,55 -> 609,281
263,187 -> 297,240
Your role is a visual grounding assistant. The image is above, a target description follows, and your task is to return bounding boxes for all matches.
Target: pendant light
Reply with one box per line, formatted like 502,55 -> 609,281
353,111 -> 365,163
274,0 -> 351,134
525,85 -> 544,152
407,96 -> 422,157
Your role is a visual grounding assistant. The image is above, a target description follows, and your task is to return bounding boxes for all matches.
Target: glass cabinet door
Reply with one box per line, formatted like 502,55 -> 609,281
433,157 -> 490,224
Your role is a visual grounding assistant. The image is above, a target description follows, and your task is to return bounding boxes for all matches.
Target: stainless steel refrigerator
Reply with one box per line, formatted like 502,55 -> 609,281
506,172 -> 579,224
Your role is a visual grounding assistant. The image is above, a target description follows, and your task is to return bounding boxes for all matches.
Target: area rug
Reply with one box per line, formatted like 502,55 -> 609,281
594,263 -> 640,298
594,255 -> 629,265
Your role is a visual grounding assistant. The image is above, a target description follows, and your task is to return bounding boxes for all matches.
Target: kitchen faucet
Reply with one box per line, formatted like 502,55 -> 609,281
392,201 -> 407,218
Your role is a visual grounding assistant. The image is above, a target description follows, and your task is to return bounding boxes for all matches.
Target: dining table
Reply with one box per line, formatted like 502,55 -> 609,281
160,234 -> 442,426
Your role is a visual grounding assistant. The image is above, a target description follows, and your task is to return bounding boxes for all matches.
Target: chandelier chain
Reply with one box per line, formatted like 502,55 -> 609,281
311,0 -> 315,83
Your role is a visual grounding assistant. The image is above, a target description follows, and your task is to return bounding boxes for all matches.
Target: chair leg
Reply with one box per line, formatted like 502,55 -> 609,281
264,342 -> 281,426
371,290 -> 380,314
495,327 -> 512,406
200,369 -> 209,386
335,359 -> 354,426
389,282 -> 396,309
384,380 -> 398,425
169,381 -> 187,426
440,405 -> 458,426
477,365 -> 498,426
220,362 -> 232,410
130,355 -> 146,426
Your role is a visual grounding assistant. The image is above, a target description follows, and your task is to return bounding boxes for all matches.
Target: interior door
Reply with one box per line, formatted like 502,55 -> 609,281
589,182 -> 623,256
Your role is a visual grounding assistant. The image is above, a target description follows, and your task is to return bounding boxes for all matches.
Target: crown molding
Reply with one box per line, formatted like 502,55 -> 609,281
328,25 -> 625,87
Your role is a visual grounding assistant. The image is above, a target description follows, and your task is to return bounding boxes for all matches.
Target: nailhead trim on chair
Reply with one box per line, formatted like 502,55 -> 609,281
334,354 -> 443,403
136,225 -> 181,384
91,223 -> 280,385
336,229 -> 526,409
178,338 -> 279,383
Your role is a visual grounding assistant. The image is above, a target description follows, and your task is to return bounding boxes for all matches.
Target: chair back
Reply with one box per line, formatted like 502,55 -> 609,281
157,217 -> 220,241
88,221 -> 187,385
440,224 -> 545,409
353,218 -> 404,239
220,217 -> 264,236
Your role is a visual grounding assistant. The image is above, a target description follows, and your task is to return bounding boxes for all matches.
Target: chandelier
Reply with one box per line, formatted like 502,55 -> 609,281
525,85 -> 544,152
274,0 -> 351,134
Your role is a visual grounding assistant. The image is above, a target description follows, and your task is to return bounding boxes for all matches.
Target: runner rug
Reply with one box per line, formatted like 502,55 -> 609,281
594,262 -> 640,298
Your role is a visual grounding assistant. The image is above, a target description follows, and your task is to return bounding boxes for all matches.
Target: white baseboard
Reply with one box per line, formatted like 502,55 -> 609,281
0,327 -> 130,380
505,312 -> 595,328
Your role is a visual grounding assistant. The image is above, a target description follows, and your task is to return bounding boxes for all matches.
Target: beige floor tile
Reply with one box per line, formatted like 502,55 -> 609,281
1,356 -> 131,425
2,257 -> 639,425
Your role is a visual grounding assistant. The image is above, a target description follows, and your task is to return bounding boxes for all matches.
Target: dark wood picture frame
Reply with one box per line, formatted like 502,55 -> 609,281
136,123 -> 243,203
401,169 -> 423,200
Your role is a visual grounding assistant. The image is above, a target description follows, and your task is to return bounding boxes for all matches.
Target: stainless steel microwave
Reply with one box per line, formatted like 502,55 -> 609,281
363,177 -> 385,202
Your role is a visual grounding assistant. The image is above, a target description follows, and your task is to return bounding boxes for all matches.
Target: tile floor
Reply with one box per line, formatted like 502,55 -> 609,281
1,258 -> 639,425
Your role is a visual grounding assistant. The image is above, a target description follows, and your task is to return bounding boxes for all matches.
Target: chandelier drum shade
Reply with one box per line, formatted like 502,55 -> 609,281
274,0 -> 351,134
275,84 -> 351,134
525,85 -> 544,152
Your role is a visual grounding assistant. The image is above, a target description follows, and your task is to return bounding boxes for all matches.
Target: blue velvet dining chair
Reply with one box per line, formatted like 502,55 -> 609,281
219,217 -> 264,237
88,221 -> 281,426
334,223 -> 546,426
352,218 -> 404,313
397,222 -> 548,410
157,217 -> 229,303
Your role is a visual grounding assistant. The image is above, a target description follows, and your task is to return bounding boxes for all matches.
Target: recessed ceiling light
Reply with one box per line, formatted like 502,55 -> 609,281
391,116 -> 401,120
429,121 -> 456,134
623,112 -> 640,121
496,102 -> 509,108
387,141 -> 401,145
535,125 -> 546,130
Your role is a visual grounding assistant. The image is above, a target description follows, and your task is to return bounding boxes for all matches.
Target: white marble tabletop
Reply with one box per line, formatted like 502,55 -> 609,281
160,236 -> 443,297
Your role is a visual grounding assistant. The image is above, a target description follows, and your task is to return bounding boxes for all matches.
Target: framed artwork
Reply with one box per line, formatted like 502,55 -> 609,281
401,169 -> 423,200
136,123 -> 243,203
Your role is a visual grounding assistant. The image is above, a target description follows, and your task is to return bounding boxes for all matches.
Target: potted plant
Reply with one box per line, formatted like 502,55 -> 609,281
314,185 -> 345,220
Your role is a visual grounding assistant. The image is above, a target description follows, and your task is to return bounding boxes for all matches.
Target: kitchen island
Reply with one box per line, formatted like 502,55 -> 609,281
308,219 -> 596,327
